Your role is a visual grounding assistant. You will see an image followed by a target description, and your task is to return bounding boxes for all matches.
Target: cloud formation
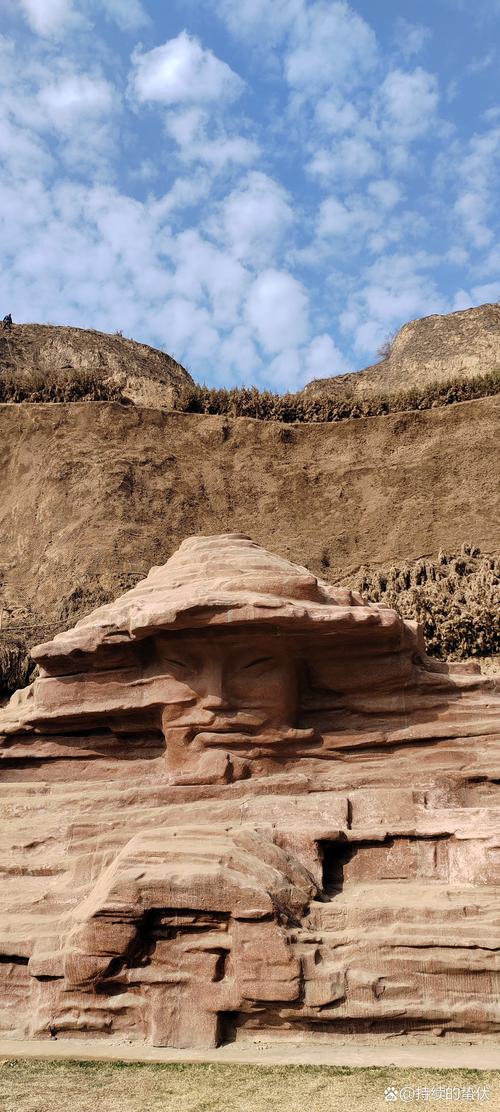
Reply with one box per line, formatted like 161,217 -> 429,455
19,0 -> 78,36
2,1 -> 500,391
131,32 -> 243,106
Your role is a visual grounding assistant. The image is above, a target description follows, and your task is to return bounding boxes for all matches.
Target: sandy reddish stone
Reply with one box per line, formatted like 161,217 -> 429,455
0,534 -> 499,1047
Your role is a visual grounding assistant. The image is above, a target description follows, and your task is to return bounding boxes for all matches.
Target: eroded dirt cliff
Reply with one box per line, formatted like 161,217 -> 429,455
0,395 -> 498,684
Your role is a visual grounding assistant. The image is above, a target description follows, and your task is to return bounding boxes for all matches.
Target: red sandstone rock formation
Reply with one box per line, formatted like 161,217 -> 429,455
0,534 -> 499,1047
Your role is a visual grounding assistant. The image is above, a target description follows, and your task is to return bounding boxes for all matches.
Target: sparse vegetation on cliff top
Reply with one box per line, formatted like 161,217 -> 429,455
7,365 -> 494,420
0,368 -> 125,403
176,368 -> 500,422
353,544 -> 500,661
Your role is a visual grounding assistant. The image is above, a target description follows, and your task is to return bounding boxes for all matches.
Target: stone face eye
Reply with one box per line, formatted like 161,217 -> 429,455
163,657 -> 192,671
242,657 -> 274,670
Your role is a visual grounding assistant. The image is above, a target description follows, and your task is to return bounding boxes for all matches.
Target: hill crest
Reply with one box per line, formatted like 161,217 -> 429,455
303,302 -> 500,398
0,322 -> 193,408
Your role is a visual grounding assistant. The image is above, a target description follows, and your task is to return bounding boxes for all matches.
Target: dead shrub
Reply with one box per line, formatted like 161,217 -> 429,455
177,368 -> 500,424
353,545 -> 500,660
376,328 -> 397,360
0,368 -> 124,403
0,637 -> 36,696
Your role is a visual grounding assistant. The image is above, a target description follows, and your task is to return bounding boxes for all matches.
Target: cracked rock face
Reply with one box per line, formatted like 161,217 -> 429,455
0,534 -> 499,1048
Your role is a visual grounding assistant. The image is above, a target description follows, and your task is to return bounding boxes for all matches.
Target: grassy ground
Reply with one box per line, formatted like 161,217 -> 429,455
0,1060 -> 497,1112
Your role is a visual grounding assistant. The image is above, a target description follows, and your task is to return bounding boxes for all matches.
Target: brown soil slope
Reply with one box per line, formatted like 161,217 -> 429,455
304,302 -> 500,398
0,324 -> 193,407
0,396 -> 498,660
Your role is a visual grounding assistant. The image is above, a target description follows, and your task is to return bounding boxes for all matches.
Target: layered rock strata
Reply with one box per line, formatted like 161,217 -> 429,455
0,534 -> 499,1047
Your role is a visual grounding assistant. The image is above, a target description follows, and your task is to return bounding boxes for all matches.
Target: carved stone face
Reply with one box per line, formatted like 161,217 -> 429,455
155,630 -> 298,752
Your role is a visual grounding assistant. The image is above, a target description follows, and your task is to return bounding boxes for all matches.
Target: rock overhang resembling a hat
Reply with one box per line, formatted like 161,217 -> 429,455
32,533 -> 407,669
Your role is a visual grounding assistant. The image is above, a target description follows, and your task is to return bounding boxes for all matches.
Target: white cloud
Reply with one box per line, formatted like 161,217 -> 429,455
164,106 -> 205,146
209,172 -> 294,266
315,186 -> 406,257
155,297 -> 220,363
266,348 -> 303,390
19,0 -> 77,36
131,32 -> 243,106
317,196 -> 379,246
308,137 -> 379,181
207,0 -> 302,42
245,269 -> 309,354
164,109 -> 258,168
367,179 -> 402,208
451,288 -> 474,311
380,68 -> 439,140
0,114 -> 53,179
256,333 -> 350,392
340,253 -> 446,357
205,0 -> 377,115
304,333 -> 349,379
317,197 -> 364,238
394,19 -> 431,59
169,229 -> 248,328
20,0 -> 148,35
151,176 -> 211,220
285,2 -> 377,93
217,325 -> 263,385
461,125 -> 500,191
100,0 -> 149,31
38,74 -> 116,129
454,191 -> 492,248
453,125 -> 500,247
466,51 -> 495,74
314,96 -> 359,135
452,281 -> 500,311
191,135 -> 258,169
130,32 -> 253,170
363,256 -> 441,321
0,34 -> 119,172
471,280 -> 500,301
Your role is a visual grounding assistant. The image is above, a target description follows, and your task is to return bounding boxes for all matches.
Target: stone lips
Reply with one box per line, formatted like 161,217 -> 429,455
0,535 -> 499,1048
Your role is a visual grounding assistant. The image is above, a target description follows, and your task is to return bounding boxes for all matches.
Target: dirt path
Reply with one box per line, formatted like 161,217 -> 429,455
0,1036 -> 498,1070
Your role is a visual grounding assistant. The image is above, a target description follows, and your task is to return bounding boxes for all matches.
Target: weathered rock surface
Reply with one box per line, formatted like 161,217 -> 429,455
0,535 -> 499,1047
303,302 -> 500,399
1,396 -> 499,678
0,324 -> 193,408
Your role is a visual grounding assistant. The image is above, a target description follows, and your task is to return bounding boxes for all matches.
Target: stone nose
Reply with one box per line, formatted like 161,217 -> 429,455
199,660 -> 231,710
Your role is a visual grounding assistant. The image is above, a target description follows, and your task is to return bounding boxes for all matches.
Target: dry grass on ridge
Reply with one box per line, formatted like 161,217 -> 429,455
0,1060 -> 497,1112
178,367 -> 500,422
0,367 -> 124,403
0,364 -> 499,420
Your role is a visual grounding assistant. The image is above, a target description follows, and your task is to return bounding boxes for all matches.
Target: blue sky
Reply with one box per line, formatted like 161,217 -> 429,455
1,0 -> 500,389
